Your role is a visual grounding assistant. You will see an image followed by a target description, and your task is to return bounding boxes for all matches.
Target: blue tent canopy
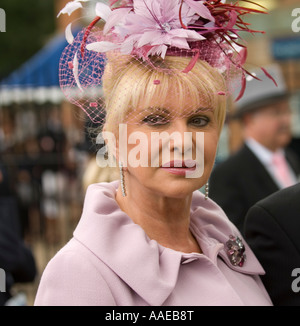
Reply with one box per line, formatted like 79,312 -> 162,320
1,34 -> 67,88
0,32 -> 73,105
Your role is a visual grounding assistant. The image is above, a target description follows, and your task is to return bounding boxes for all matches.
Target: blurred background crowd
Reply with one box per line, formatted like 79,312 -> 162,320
0,0 -> 299,305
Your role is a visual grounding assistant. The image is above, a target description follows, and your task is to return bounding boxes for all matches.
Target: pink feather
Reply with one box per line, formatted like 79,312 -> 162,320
238,47 -> 248,65
261,67 -> 278,87
235,73 -> 246,102
103,7 -> 132,34
182,49 -> 200,73
109,0 -> 120,6
226,10 -> 238,29
184,0 -> 215,22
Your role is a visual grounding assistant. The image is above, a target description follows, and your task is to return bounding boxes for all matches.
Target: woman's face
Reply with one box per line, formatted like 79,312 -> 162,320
117,94 -> 220,199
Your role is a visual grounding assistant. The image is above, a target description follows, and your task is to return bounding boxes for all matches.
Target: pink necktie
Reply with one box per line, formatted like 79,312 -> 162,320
272,152 -> 294,188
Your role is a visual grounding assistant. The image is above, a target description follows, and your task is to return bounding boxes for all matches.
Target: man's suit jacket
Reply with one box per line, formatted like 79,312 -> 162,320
209,144 -> 300,233
244,183 -> 300,306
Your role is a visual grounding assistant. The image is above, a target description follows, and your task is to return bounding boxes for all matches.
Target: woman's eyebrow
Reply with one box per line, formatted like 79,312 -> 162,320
193,107 -> 214,113
139,106 -> 213,116
142,107 -> 171,115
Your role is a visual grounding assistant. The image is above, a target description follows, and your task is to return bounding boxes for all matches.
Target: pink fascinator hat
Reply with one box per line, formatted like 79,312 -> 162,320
57,0 -> 273,124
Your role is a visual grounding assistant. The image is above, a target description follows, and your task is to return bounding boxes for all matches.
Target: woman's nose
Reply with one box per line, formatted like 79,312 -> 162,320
168,120 -> 193,155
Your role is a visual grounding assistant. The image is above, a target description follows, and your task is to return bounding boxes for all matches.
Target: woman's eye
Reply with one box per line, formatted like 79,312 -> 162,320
142,115 -> 169,125
189,116 -> 209,127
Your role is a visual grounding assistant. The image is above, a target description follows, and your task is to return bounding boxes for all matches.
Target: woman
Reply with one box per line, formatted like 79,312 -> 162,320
35,0 -> 272,305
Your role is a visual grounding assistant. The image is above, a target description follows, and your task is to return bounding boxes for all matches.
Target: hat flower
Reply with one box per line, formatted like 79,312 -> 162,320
86,0 -> 216,60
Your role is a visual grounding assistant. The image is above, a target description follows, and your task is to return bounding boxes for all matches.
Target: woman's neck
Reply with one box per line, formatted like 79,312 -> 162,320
115,183 -> 202,254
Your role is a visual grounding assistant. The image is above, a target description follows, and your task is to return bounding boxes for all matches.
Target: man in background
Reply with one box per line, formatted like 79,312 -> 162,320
209,64 -> 300,233
0,162 -> 37,305
244,183 -> 300,305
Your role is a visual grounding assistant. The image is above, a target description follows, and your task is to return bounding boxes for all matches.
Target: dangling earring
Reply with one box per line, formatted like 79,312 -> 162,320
205,182 -> 209,200
119,162 -> 126,197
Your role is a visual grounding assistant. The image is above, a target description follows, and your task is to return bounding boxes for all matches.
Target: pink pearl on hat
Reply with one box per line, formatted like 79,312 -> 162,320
68,61 -> 74,69
153,80 -> 161,85
89,102 -> 98,108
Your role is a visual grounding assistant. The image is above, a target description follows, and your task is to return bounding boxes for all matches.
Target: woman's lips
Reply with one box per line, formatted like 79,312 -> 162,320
161,160 -> 197,175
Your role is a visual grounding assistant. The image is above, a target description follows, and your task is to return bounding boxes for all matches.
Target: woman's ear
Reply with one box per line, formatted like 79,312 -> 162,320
97,124 -> 118,166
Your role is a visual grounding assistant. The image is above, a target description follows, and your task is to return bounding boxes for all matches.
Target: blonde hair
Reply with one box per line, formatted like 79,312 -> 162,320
103,55 -> 227,135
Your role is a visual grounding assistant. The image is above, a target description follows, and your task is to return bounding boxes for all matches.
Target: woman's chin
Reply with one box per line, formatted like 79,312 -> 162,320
155,180 -> 204,199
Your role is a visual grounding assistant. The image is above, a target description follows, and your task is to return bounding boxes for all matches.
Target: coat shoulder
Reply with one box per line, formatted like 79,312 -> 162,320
254,183 -> 300,216
245,184 -> 300,246
34,238 -> 116,306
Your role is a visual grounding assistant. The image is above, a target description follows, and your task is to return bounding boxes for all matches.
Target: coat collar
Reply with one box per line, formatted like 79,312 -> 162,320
74,181 -> 265,305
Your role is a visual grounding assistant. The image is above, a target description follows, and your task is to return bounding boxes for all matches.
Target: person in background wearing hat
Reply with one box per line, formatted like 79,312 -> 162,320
209,64 -> 300,233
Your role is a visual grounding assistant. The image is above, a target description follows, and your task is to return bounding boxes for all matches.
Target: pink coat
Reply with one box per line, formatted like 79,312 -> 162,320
35,181 -> 272,306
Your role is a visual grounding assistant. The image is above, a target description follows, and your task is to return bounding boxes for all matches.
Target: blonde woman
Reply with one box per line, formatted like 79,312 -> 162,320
35,0 -> 273,306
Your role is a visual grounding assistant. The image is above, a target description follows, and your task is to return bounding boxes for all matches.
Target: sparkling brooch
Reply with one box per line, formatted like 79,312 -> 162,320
226,235 -> 246,267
